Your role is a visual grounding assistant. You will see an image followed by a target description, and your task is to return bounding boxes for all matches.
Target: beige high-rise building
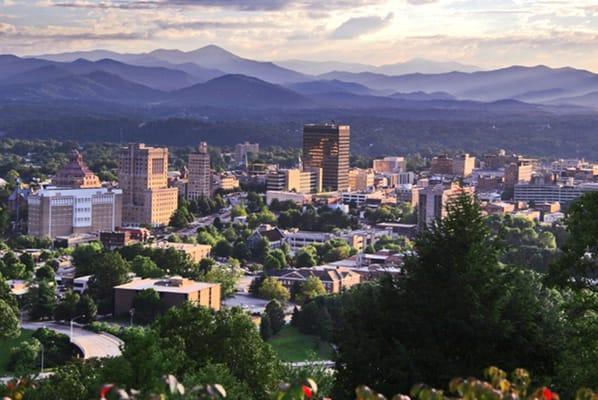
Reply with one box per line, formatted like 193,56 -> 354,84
303,123 -> 350,192
119,143 -> 178,227
187,142 -> 211,200
348,168 -> 375,191
452,154 -> 476,177
418,183 -> 475,227
505,159 -> 534,189
28,150 -> 122,238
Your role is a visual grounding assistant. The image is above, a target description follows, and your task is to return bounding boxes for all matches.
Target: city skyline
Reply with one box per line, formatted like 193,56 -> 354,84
0,0 -> 597,72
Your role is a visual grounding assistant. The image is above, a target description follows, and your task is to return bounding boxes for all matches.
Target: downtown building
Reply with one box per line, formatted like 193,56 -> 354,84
514,182 -> 598,206
266,167 -> 322,194
118,144 -> 178,227
418,182 -> 475,227
187,142 -> 211,200
28,150 -> 122,238
303,123 -> 350,192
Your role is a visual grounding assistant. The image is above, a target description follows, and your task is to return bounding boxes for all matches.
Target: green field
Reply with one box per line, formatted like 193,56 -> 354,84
268,326 -> 333,362
0,329 -> 35,375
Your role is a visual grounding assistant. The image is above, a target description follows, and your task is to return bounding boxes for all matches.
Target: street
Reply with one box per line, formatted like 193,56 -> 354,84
21,322 -> 123,359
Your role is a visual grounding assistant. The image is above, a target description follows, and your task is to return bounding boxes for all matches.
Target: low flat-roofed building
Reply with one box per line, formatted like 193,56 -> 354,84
266,190 -> 312,206
150,242 -> 212,263
113,277 -> 221,316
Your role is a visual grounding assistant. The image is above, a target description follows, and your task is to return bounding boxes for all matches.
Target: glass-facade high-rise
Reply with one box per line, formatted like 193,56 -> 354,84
302,123 -> 350,192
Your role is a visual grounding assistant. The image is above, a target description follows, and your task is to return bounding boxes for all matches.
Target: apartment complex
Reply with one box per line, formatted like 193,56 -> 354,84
303,123 -> 350,191
266,168 -> 322,194
119,144 -> 178,226
113,277 -> 221,316
187,142 -> 211,200
27,151 -> 122,238
418,183 -> 475,226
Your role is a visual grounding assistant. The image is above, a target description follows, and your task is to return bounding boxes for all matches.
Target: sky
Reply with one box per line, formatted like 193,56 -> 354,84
1,0 -> 597,71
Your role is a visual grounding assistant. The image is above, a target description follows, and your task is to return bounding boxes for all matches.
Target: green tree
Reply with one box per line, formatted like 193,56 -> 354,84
549,192 -> 598,288
132,289 -> 162,324
131,255 -> 164,278
170,204 -> 193,229
53,291 -> 80,322
202,264 -> 242,298
264,299 -> 285,334
259,277 -> 290,302
0,299 -> 19,339
8,338 -> 40,375
334,193 -> 566,399
75,294 -> 97,323
183,363 -> 253,400
253,237 -> 271,262
153,304 -> 281,399
26,280 -> 56,320
269,249 -> 288,268
296,249 -> 317,268
232,242 -> 251,261
263,254 -> 282,271
231,205 -> 248,218
88,252 -> 130,313
72,242 -> 103,277
259,314 -> 273,340
296,276 -> 326,304
35,264 -> 56,281
214,240 -> 233,258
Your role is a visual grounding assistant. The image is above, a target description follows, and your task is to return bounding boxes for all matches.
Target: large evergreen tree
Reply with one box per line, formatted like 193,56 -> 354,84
334,193 -> 565,399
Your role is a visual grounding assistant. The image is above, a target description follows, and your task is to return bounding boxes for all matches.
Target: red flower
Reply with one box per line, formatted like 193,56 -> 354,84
543,387 -> 553,400
303,385 -> 313,398
99,384 -> 115,399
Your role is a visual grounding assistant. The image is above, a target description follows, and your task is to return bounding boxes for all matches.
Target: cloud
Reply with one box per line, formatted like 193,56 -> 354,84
331,12 -> 393,39
49,0 -> 387,11
156,20 -> 265,30
406,0 -> 437,4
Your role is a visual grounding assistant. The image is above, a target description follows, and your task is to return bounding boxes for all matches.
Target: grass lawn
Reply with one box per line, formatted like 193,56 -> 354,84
268,326 -> 333,362
0,329 -> 35,375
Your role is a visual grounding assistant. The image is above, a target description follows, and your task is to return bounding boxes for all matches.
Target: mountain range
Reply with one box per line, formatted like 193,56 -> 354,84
0,45 -> 594,110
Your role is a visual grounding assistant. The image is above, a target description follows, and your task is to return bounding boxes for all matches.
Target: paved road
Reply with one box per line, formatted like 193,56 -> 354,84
21,322 -> 123,359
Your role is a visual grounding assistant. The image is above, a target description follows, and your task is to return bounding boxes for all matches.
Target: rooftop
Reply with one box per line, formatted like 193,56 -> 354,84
114,277 -> 219,294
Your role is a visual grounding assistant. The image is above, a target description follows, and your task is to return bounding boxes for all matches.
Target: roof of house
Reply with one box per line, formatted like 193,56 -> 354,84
272,267 -> 359,283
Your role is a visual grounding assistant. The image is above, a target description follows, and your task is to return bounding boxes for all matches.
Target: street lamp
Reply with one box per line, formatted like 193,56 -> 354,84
40,343 -> 44,374
70,314 -> 86,342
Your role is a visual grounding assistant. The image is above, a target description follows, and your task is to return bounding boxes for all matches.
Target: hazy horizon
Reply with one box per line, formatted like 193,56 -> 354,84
1,0 -> 597,72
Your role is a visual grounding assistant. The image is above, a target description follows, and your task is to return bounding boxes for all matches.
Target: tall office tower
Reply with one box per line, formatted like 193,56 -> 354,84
505,159 -> 534,189
28,150 -> 122,238
119,143 -> 178,227
187,142 -> 211,200
452,153 -> 476,177
303,123 -> 350,191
